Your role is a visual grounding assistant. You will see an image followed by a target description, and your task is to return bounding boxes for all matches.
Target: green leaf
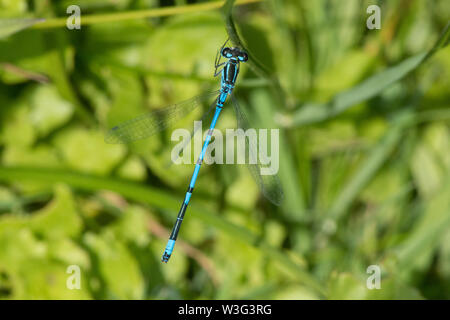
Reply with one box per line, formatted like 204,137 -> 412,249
116,155 -> 147,181
29,85 -> 74,137
109,206 -> 150,245
0,99 -> 35,147
47,238 -> 90,269
4,257 -> 92,299
53,128 -> 126,175
410,123 -> 450,198
2,145 -> 60,168
272,285 -> 319,300
83,231 -> 144,299
29,184 -> 82,239
366,279 -> 423,300
328,272 -> 367,300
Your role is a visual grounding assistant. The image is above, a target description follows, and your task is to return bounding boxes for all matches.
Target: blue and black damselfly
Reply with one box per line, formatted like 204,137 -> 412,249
105,40 -> 283,263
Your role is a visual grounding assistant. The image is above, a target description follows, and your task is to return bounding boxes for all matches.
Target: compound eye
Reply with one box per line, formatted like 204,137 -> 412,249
238,52 -> 248,62
221,47 -> 233,58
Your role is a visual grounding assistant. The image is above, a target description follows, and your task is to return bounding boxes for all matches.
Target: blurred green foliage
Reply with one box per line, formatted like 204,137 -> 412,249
0,0 -> 449,299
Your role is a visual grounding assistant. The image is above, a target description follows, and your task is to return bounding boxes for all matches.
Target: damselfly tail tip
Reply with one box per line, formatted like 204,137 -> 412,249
162,239 -> 176,263
161,252 -> 171,263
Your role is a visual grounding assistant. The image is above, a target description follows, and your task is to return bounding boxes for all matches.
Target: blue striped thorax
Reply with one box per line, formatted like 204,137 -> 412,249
220,47 -> 248,86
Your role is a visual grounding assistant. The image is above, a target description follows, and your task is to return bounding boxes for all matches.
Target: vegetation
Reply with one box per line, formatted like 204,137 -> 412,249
0,0 -> 449,299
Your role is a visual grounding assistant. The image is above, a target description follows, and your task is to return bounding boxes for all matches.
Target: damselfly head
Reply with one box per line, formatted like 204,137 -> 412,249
221,47 -> 248,62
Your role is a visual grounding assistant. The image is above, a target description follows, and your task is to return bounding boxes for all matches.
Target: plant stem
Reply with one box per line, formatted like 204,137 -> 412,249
32,0 -> 262,29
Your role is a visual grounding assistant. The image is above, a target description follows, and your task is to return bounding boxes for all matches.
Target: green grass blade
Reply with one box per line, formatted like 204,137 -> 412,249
32,0 -> 261,29
222,0 -> 271,79
222,0 -> 286,103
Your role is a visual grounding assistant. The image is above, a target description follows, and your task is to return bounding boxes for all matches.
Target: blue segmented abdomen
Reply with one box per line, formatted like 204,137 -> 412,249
184,192 -> 192,204
164,239 -> 176,255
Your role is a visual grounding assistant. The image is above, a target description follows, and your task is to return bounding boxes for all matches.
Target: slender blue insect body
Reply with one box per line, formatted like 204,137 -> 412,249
105,41 -> 283,264
161,46 -> 248,263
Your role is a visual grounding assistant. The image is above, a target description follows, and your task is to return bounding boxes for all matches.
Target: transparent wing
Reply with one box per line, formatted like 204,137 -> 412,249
231,94 -> 284,206
105,90 -> 220,144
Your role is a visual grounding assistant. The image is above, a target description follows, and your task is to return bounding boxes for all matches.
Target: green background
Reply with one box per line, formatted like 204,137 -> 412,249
0,0 -> 449,299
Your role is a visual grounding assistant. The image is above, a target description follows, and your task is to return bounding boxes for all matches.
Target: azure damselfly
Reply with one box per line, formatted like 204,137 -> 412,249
105,40 -> 284,263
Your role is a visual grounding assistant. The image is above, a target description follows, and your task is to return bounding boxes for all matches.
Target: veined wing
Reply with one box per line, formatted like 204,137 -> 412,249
105,90 -> 220,144
231,94 -> 284,206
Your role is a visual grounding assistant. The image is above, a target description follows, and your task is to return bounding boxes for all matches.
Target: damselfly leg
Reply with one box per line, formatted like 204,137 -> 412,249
214,38 -> 230,76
